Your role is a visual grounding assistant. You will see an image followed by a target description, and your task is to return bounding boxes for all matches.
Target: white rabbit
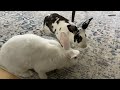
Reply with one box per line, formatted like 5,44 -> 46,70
0,33 -> 79,79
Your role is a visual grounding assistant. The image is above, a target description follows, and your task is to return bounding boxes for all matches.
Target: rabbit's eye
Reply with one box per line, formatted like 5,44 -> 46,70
74,57 -> 77,59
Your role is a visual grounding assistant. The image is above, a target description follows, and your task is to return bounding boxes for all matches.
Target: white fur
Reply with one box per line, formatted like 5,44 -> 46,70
0,34 -> 79,79
43,25 -> 52,35
46,21 -> 75,45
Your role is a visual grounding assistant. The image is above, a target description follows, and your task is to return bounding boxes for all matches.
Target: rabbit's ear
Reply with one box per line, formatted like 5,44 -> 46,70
59,32 -> 70,50
81,17 -> 93,30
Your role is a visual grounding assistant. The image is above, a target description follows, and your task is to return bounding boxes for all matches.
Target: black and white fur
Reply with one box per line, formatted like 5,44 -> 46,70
43,13 -> 93,48
0,34 -> 79,79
